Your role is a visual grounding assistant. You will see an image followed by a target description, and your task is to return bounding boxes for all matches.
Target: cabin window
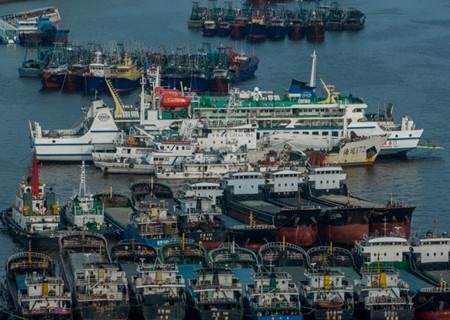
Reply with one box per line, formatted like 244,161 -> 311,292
332,132 -> 339,137
396,253 -> 399,256
312,132 -> 319,135
322,132 -> 329,136
303,132 -> 309,135
427,253 -> 430,256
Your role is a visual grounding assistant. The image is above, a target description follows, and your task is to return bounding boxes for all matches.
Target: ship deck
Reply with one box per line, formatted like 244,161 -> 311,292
238,200 -> 282,214
104,207 -> 135,231
317,194 -> 383,208
398,270 -> 433,294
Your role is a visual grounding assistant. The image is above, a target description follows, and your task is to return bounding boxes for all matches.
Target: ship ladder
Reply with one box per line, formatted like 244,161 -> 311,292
105,77 -> 125,117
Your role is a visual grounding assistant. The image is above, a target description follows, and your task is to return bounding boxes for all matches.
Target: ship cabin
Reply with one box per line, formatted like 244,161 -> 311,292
195,124 -> 258,151
132,202 -> 178,239
222,172 -> 266,196
411,234 -> 450,265
191,268 -> 242,303
359,267 -> 409,298
249,272 -> 300,302
73,261 -> 128,301
88,51 -> 111,78
306,166 -> 347,194
20,274 -> 71,316
70,193 -> 104,228
176,196 -> 222,221
134,261 -> 185,295
13,179 -> 60,233
181,182 -> 223,205
266,170 -> 305,196
354,236 -> 410,268
303,268 -> 352,294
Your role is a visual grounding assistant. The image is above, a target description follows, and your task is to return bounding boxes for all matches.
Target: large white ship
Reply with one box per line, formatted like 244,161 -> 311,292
29,100 -> 120,161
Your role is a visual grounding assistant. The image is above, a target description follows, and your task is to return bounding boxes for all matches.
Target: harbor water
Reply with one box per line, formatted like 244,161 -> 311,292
0,0 -> 449,265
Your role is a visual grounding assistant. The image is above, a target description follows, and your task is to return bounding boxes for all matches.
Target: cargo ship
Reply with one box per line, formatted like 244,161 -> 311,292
410,233 -> 450,320
186,267 -> 244,320
175,194 -> 227,250
59,232 -> 130,320
302,166 -> 415,241
6,250 -> 72,320
133,258 -> 186,320
244,271 -> 303,320
221,171 -> 320,247
1,155 -> 62,250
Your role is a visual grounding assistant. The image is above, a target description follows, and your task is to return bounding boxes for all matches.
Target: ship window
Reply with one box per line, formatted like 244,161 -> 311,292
322,132 -> 329,136
332,132 -> 339,137
396,253 -> 399,256
395,135 -> 398,138
384,253 -> 387,256
427,253 -> 430,256
312,132 -> 319,135
52,140 -> 56,143
434,253 -> 437,256
303,132 -> 309,135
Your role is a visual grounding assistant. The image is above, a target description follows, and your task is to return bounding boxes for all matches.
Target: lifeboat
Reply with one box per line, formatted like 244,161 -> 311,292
160,94 -> 190,109
154,87 -> 181,96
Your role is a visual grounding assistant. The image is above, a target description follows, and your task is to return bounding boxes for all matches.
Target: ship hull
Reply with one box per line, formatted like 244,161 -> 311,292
355,308 -> 414,320
1,211 -> 59,250
110,77 -> 139,94
230,24 -> 248,39
288,24 -> 305,40
77,303 -> 129,320
247,24 -> 267,42
306,25 -> 325,42
369,206 -> 414,237
275,225 -> 318,247
199,309 -> 243,320
306,308 -> 353,320
414,290 -> 450,320
41,72 -> 64,90
267,26 -> 286,40
84,75 -> 106,93
141,295 -> 185,320
18,67 -> 42,78
318,208 -> 369,245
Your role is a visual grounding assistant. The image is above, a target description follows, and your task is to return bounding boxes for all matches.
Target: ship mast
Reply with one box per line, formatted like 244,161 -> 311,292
31,153 -> 39,198
79,161 -> 86,197
309,50 -> 317,88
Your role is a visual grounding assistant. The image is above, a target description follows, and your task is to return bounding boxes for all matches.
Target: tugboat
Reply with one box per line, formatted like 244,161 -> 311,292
59,232 -> 130,320
110,53 -> 141,94
187,267 -> 244,320
2,155 -> 62,250
244,270 -> 303,320
133,258 -> 186,320
209,241 -> 259,269
63,161 -> 111,235
175,194 -> 227,250
306,11 -> 325,42
6,249 -> 72,320
83,51 -> 112,94
161,238 -> 209,265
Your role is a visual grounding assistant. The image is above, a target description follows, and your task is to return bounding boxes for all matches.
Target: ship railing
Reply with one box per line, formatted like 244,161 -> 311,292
138,277 -> 184,286
19,292 -> 71,300
365,296 -> 406,305
254,302 -> 298,309
25,277 -> 64,285
197,297 -> 238,304
195,284 -> 241,290
77,293 -> 126,301
23,306 -> 72,315
251,287 -> 299,294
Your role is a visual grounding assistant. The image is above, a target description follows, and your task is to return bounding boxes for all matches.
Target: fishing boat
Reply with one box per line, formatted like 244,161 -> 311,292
130,180 -> 173,206
186,267 -> 244,320
267,16 -> 287,40
303,166 -> 415,240
133,258 -> 186,320
324,2 -> 344,31
64,64 -> 88,92
306,11 -> 325,42
247,14 -> 267,42
59,232 -> 130,320
230,15 -> 249,39
83,51 -> 112,94
342,8 -> 365,31
5,250 -> 72,320
18,59 -> 42,78
161,239 -> 209,265
188,1 -> 205,29
62,162 -> 112,235
202,19 -> 218,37
229,53 -> 259,82
110,53 -> 141,93
244,271 -> 303,320
288,16 -> 305,40
29,99 -> 120,161
175,194 -> 227,250
41,63 -> 67,90
209,241 -> 259,269
1,155 -> 62,250
217,20 -> 232,37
